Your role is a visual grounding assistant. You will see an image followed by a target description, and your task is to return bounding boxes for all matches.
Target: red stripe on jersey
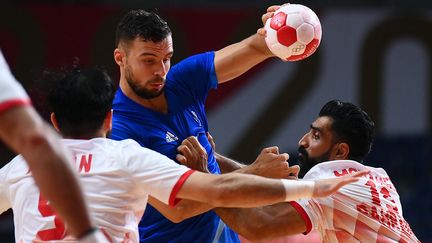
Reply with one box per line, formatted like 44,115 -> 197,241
168,169 -> 195,207
289,201 -> 313,234
0,99 -> 31,114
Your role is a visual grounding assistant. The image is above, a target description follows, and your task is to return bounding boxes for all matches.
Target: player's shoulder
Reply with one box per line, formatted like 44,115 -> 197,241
102,138 -> 160,158
0,155 -> 29,181
112,138 -> 141,148
175,51 -> 214,65
304,160 -> 368,179
170,51 -> 214,72
91,137 -> 141,150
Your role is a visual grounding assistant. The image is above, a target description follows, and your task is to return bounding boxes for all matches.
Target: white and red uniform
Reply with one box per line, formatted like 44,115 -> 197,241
290,160 -> 419,243
0,138 -> 194,242
0,51 -> 31,113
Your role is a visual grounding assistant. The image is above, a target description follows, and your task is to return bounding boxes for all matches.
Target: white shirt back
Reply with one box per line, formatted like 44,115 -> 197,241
291,160 -> 419,243
0,138 -> 192,242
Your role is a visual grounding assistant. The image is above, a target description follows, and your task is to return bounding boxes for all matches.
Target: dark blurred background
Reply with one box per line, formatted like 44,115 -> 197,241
0,0 -> 431,242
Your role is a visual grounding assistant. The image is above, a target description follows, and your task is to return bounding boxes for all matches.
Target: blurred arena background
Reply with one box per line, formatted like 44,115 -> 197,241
1,0 -> 431,242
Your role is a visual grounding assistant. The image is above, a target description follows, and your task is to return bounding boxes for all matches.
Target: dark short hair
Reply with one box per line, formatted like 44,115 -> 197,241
115,9 -> 171,47
47,67 -> 115,137
319,99 -> 375,162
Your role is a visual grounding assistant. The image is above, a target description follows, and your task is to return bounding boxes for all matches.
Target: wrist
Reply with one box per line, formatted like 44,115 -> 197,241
281,179 -> 315,201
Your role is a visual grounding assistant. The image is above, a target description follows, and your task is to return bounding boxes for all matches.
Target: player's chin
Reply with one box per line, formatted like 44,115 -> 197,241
298,154 -> 306,163
149,83 -> 165,90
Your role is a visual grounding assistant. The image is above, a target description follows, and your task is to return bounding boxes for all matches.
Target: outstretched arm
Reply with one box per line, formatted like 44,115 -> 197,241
0,106 -> 93,238
177,149 -> 368,207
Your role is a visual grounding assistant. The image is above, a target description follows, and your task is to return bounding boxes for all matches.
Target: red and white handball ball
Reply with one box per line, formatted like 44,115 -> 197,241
265,4 -> 322,61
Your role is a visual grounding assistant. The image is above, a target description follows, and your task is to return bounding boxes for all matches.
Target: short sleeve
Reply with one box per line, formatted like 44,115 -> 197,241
120,140 -> 194,206
289,198 -> 322,234
167,52 -> 217,103
291,160 -> 368,235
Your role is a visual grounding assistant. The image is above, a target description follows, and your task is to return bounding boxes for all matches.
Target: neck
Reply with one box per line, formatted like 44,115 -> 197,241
119,77 -> 168,114
62,131 -> 106,140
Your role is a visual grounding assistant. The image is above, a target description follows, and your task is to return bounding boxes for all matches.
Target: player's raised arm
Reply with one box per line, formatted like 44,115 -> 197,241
214,3 -> 321,83
213,6 -> 277,83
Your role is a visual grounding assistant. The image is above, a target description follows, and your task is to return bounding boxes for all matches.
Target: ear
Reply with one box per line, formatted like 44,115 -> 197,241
103,110 -> 113,134
50,113 -> 60,132
114,48 -> 125,67
334,142 -> 350,160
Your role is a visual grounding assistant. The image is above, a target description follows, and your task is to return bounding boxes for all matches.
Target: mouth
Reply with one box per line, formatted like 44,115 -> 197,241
149,82 -> 164,89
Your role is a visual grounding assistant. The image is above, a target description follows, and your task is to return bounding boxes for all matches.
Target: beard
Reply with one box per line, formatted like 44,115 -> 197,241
297,146 -> 332,177
125,66 -> 165,99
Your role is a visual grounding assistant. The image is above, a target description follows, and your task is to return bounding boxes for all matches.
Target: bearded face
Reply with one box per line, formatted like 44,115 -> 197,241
118,35 -> 173,100
124,64 -> 165,99
297,145 -> 332,174
297,116 -> 340,176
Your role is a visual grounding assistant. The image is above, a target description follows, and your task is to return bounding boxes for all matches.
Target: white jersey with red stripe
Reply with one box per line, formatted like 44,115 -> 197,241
290,160 -> 419,243
0,50 -> 30,113
0,138 -> 193,242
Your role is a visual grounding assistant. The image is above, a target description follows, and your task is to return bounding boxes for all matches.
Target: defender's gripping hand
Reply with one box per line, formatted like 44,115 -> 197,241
176,136 -> 209,173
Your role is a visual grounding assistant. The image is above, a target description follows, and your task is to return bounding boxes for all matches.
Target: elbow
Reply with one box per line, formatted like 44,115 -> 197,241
169,209 -> 193,223
168,215 -> 186,223
165,206 -> 197,223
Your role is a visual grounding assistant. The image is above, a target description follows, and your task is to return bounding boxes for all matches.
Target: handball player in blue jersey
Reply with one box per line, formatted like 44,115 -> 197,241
111,6 -> 286,243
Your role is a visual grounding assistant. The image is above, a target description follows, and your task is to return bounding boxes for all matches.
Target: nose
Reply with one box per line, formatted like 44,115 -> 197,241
298,133 -> 308,147
154,60 -> 168,77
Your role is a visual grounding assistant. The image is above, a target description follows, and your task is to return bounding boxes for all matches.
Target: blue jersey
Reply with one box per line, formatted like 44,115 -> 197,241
112,52 -> 240,243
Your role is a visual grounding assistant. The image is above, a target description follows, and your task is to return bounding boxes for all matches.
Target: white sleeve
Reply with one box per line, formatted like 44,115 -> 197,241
289,198 -> 322,234
120,140 -> 193,206
290,160 -> 368,234
288,162 -> 335,234
0,50 -> 30,113
0,162 -> 13,214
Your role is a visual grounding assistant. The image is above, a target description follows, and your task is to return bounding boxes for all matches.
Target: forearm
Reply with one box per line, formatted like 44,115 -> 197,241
149,196 -> 214,223
215,34 -> 273,83
179,158 -> 362,208
0,106 -> 92,237
215,203 -> 306,241
215,152 -> 245,173
179,172 -> 313,208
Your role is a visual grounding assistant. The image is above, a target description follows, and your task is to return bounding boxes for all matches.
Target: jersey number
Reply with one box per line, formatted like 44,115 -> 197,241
36,194 -> 67,240
365,180 -> 398,212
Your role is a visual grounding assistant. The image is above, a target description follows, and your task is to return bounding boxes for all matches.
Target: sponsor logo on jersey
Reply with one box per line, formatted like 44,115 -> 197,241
166,131 -> 178,143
